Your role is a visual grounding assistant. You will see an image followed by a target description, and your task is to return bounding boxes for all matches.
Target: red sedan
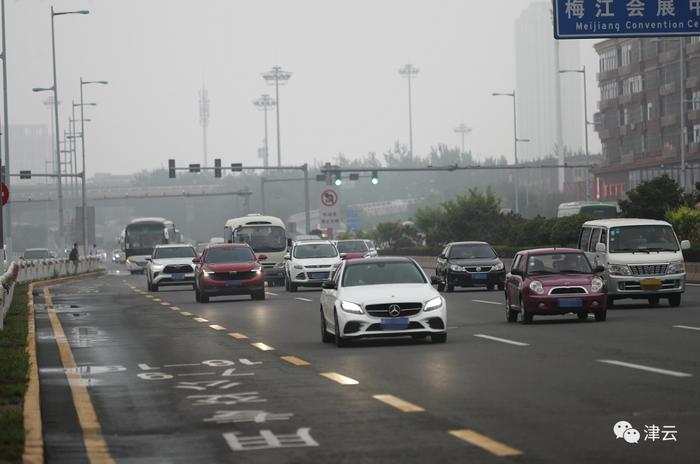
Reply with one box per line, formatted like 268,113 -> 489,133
504,248 -> 607,324
193,244 -> 266,302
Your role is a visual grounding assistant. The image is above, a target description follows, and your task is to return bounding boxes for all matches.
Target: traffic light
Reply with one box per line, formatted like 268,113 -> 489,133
168,159 -> 176,178
214,158 -> 222,178
189,163 -> 201,173
230,163 -> 243,172
349,173 -> 359,181
371,170 -> 379,185
334,172 -> 342,187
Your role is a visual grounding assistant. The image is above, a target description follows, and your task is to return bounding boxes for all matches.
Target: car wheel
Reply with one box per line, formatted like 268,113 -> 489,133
195,288 -> 201,302
486,284 -> 495,291
147,281 -> 153,292
520,298 -> 533,324
505,294 -> 518,323
669,294 -> 681,307
436,278 -> 445,292
497,283 -> 505,291
606,296 -> 615,308
446,283 -> 454,293
251,291 -> 266,301
594,310 -> 607,321
152,283 -> 158,292
200,293 -> 209,303
431,333 -> 447,343
334,311 -> 348,347
577,312 -> 588,321
321,310 -> 334,343
648,296 -> 660,306
289,282 -> 298,292
411,334 -> 428,340
284,276 -> 290,291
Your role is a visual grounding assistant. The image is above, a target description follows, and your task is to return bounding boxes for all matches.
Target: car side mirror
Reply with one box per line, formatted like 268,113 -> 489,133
510,268 -> 523,277
145,257 -> 152,262
438,254 -> 446,259
594,265 -> 605,273
595,243 -> 606,253
258,254 -> 268,261
340,253 -> 348,260
192,257 -> 201,264
681,240 -> 691,250
322,280 -> 336,290
284,254 -> 291,260
430,275 -> 442,286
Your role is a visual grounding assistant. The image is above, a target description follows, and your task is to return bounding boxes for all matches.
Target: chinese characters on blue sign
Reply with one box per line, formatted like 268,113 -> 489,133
554,0 -> 700,38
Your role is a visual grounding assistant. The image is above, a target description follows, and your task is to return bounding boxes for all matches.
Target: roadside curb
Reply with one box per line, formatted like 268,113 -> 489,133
22,271 -> 103,464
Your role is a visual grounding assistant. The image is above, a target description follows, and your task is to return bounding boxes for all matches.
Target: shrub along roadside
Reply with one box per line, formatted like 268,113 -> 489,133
0,284 -> 29,462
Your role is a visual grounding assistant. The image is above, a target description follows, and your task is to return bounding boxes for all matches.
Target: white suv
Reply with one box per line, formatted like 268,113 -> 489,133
146,244 -> 197,291
285,240 -> 341,292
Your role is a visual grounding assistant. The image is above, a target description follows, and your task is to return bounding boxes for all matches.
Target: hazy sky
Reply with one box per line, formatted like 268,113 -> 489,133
5,0 -> 602,175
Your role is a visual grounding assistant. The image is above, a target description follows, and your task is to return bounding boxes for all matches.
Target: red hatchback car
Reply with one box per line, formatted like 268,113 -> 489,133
193,244 -> 266,302
504,248 -> 607,324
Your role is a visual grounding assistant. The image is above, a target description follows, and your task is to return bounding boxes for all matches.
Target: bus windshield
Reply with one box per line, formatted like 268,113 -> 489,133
233,226 -> 286,253
125,224 -> 166,251
609,225 -> 679,253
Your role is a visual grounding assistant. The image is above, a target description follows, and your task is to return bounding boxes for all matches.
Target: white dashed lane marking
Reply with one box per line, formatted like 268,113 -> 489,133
472,299 -> 503,306
673,325 -> 700,332
295,297 -> 313,302
473,334 -> 529,347
598,360 -> 692,378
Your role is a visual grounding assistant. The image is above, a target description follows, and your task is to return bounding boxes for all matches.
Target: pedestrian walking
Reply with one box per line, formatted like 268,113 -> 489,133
69,243 -> 79,274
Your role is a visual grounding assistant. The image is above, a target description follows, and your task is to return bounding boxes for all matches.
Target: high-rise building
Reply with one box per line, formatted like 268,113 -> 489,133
9,124 -> 52,182
515,2 -> 584,166
593,37 -> 700,199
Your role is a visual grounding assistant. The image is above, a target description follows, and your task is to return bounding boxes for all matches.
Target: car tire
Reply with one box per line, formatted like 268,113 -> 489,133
486,284 -> 495,291
577,312 -> 588,321
505,295 -> 518,323
497,283 -> 505,291
334,311 -> 348,348
195,288 -> 201,302
606,296 -> 615,308
147,281 -> 153,292
431,333 -> 447,344
436,278 -> 445,292
446,283 -> 454,293
251,291 -> 266,301
669,294 -> 681,307
289,282 -> 298,292
594,310 -> 607,321
321,310 -> 334,343
200,293 -> 209,303
648,296 -> 660,306
152,283 -> 158,292
520,299 -> 533,324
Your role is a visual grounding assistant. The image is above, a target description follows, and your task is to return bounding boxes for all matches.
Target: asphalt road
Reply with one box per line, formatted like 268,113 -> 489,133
33,265 -> 700,463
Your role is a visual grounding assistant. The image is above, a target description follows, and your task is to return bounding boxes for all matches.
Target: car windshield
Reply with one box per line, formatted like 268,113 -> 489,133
24,250 -> 50,259
153,247 -> 196,259
526,253 -> 592,275
233,226 -> 286,252
204,247 -> 255,263
608,225 -> 679,253
449,244 -> 496,259
342,261 -> 427,287
294,243 -> 338,259
336,241 -> 369,253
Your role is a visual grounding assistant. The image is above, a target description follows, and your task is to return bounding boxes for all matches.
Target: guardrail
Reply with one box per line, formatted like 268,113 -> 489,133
0,257 -> 103,330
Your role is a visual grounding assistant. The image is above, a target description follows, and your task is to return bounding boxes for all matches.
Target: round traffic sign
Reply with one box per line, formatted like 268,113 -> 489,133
1,183 -> 8,206
321,189 -> 338,207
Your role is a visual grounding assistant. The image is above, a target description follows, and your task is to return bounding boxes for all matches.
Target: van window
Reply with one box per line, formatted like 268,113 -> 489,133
579,227 -> 592,250
599,228 -> 607,248
589,229 -> 602,252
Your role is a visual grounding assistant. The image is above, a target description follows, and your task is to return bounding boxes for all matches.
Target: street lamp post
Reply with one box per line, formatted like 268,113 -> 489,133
78,78 -> 107,254
262,67 -> 292,167
0,0 -> 9,254
399,64 -> 419,156
453,124 -> 471,154
493,91 -> 529,214
560,67 -> 591,200
253,94 -> 276,168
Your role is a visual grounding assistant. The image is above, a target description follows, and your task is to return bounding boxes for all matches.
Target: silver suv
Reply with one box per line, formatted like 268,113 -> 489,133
146,244 -> 197,291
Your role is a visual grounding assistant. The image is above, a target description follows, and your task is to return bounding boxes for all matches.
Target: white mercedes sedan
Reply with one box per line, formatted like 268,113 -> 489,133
320,257 -> 446,347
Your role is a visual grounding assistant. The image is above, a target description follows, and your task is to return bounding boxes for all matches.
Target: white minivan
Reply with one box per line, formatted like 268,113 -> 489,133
578,219 -> 690,307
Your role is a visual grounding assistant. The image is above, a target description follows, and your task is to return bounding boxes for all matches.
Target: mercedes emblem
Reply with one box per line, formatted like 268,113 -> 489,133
388,304 -> 401,317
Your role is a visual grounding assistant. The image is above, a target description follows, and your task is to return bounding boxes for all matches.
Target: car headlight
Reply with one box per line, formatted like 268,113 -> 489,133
529,280 -> 545,295
293,265 -> 305,270
590,276 -> 604,293
126,258 -> 133,264
668,261 -> 685,274
424,296 -> 444,312
492,261 -> 504,271
340,300 -> 363,314
608,264 -> 631,276
203,270 -> 215,276
449,264 -> 464,272
151,263 -> 164,271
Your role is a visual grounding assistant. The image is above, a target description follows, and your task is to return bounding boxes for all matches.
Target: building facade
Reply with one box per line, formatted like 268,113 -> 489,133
594,37 -> 700,198
515,2 -> 584,167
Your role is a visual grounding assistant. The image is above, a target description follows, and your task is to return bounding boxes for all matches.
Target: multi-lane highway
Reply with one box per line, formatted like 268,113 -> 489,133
32,265 -> 700,463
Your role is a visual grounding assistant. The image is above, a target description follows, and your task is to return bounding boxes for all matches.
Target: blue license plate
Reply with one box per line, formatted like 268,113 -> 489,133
558,298 -> 583,308
225,280 -> 241,287
172,273 -> 185,281
472,273 -> 488,280
309,273 -> 327,279
381,317 -> 409,330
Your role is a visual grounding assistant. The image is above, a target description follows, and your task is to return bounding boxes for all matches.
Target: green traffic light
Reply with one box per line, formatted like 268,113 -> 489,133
334,178 -> 342,187
371,177 -> 379,185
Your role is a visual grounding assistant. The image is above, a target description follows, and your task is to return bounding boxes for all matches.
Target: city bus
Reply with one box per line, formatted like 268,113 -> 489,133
224,214 -> 287,285
557,201 -> 618,219
123,217 -> 178,274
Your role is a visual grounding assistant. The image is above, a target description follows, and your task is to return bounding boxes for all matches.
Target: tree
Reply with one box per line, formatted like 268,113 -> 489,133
619,175 -> 683,220
666,207 -> 700,242
549,214 -> 594,246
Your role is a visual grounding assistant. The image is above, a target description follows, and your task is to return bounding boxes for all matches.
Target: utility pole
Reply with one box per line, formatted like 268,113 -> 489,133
199,86 -> 210,168
554,41 -> 565,192
0,0 -> 8,254
262,66 -> 292,167
253,94 -> 276,168
453,124 -> 471,154
399,64 -> 419,157
680,38 -> 687,191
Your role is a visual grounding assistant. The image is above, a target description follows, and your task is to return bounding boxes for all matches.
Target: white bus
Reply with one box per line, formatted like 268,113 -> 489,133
224,214 -> 288,285
123,217 -> 178,274
557,201 -> 618,219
